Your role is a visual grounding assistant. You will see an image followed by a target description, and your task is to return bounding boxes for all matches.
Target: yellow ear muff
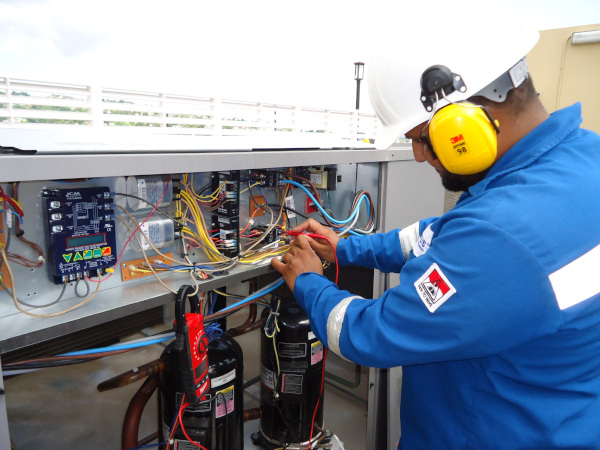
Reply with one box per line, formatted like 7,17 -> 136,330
428,102 -> 499,175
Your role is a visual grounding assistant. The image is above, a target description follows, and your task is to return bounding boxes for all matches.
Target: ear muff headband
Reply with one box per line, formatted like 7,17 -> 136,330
428,102 -> 500,175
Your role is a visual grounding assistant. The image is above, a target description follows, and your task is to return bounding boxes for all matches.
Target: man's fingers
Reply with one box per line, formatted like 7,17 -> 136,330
271,257 -> 285,272
295,234 -> 312,250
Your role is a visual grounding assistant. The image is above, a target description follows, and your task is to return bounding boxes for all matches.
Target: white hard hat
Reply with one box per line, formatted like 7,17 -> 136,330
367,0 -> 540,150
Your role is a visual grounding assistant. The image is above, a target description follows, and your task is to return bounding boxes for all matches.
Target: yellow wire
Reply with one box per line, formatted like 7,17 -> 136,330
188,173 -> 226,201
239,246 -> 289,264
240,181 -> 261,194
180,190 -> 223,261
264,299 -> 282,386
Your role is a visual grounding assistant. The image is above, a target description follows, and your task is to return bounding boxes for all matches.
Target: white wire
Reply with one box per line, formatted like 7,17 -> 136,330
121,332 -> 175,346
333,434 -> 346,450
337,207 -> 360,238
2,368 -> 40,376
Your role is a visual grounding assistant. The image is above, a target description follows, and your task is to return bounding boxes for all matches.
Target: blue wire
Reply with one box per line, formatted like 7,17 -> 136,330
128,441 -> 169,450
59,336 -> 174,357
281,180 -> 370,225
256,185 -> 268,202
216,278 -> 285,314
0,209 -> 23,224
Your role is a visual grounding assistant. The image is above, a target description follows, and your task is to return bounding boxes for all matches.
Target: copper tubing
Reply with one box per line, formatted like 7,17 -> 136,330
5,349 -> 135,368
225,279 -> 267,337
98,359 -> 164,392
226,303 -> 267,337
122,373 -> 159,450
243,407 -> 262,422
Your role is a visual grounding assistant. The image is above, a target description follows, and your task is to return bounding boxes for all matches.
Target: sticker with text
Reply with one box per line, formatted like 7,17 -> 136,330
414,263 -> 456,313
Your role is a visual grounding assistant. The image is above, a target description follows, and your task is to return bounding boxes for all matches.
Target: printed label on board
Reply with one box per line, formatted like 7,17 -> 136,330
278,342 -> 307,359
215,385 -> 235,418
261,365 -> 275,390
139,221 -> 164,250
311,341 -> 323,365
285,195 -> 296,219
211,368 -> 236,389
281,372 -> 303,395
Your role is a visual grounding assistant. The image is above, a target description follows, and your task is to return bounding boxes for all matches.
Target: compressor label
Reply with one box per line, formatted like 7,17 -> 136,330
211,369 -> 236,389
311,341 -> 324,365
215,385 -> 235,418
261,365 -> 275,390
278,342 -> 307,359
281,372 -> 303,395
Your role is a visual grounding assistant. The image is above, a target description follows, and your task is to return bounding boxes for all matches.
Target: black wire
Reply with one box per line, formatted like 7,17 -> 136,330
112,192 -> 183,225
266,204 -> 329,227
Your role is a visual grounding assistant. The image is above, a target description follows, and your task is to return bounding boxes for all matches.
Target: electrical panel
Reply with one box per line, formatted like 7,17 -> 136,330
41,187 -> 117,284
211,171 -> 241,258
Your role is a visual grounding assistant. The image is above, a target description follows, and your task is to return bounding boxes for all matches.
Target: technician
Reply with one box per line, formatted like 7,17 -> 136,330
272,2 -> 600,448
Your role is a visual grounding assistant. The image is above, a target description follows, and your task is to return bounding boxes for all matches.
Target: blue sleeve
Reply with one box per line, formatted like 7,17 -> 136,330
337,217 -> 439,273
293,218 -> 564,368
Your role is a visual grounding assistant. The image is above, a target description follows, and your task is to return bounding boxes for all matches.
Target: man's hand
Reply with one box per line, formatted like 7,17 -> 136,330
271,235 -> 323,292
291,218 -> 339,263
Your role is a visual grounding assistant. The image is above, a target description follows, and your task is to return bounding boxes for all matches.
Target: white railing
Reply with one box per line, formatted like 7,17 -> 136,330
0,76 -> 380,142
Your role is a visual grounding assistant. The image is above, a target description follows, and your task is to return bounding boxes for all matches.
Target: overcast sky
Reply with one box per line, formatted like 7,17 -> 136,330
1,0 -> 599,113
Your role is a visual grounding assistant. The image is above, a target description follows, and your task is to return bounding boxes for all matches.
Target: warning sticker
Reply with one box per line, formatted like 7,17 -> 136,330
261,365 -> 275,390
414,263 -> 456,313
311,341 -> 323,365
278,342 -> 306,359
281,373 -> 303,395
215,385 -> 235,418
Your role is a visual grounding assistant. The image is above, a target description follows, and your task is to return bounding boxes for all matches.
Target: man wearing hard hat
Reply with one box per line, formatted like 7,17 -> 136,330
273,1 -> 600,448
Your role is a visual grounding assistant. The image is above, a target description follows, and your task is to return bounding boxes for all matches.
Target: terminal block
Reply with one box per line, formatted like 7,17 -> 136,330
249,170 -> 283,187
211,171 -> 240,258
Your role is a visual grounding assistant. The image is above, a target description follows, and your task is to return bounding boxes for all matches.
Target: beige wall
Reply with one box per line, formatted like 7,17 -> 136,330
527,24 -> 600,134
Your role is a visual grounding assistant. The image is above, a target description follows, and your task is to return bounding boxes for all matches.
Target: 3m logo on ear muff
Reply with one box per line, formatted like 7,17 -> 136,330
429,103 -> 499,175
450,135 -> 464,145
420,65 -> 500,176
450,134 -> 469,158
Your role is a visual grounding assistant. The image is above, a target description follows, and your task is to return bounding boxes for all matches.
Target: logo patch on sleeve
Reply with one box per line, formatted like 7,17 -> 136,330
414,263 -> 456,313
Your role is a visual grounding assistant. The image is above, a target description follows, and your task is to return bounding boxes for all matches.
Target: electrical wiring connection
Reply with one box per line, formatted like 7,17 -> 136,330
0,183 -> 45,270
281,180 -> 373,233
285,231 -> 339,285
165,393 -> 210,450
88,176 -> 172,284
209,277 -> 285,317
0,280 -> 67,309
281,229 -> 339,450
1,244 -> 102,318
264,299 -> 282,388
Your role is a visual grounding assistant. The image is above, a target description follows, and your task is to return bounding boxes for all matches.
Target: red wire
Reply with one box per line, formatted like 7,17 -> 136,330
285,231 -> 337,449
87,176 -> 171,283
166,393 -> 185,450
0,190 -> 25,217
285,231 -> 339,285
306,348 -> 328,449
178,402 -> 209,450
